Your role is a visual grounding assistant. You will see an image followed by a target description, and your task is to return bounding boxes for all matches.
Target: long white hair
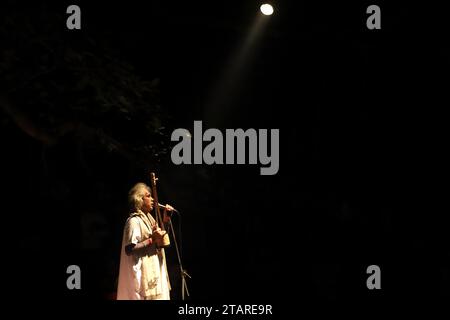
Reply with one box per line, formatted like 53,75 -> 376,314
128,182 -> 150,212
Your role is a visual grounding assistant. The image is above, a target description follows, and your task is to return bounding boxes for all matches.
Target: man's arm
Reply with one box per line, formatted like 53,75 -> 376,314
125,238 -> 153,256
124,227 -> 167,256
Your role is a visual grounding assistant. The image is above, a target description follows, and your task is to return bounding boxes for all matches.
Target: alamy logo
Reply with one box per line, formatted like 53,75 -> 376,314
171,121 -> 279,175
66,5 -> 81,30
66,265 -> 81,289
366,265 -> 381,290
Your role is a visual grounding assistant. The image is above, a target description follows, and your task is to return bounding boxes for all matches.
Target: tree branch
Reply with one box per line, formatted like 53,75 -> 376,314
0,94 -> 56,145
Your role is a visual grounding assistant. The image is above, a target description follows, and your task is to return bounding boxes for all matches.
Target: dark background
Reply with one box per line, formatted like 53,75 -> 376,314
1,0 -> 449,308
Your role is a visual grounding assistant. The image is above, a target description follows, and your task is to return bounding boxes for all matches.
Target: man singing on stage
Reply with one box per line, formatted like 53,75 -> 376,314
117,182 -> 174,300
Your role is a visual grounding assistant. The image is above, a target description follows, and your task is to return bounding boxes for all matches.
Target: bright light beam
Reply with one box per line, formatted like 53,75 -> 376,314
204,8 -> 272,127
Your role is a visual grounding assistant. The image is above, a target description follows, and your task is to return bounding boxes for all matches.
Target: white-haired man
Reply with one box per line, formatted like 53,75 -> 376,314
117,182 -> 175,300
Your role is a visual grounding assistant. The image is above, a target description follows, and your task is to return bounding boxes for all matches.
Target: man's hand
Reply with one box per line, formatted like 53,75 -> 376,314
151,226 -> 167,241
162,204 -> 175,223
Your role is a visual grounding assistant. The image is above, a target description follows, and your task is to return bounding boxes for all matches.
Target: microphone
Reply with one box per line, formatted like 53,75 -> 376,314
157,203 -> 179,214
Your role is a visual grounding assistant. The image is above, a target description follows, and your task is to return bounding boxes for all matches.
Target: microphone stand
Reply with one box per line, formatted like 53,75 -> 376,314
168,215 -> 191,300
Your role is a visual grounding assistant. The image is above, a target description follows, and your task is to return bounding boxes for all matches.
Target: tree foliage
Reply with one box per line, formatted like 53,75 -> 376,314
0,4 -> 170,167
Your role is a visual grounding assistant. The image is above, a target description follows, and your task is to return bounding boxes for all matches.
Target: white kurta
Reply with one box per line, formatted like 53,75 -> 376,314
117,211 -> 170,300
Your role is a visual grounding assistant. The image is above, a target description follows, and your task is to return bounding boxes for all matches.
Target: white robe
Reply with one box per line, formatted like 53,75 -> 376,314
117,211 -> 170,300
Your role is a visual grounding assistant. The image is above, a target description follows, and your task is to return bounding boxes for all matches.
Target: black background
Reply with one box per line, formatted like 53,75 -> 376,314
1,0 -> 449,310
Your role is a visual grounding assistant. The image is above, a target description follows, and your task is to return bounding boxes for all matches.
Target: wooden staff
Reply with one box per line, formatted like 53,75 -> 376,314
150,172 -> 171,247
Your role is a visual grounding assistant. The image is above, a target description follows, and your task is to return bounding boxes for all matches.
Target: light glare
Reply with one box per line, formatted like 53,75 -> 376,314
260,4 -> 274,16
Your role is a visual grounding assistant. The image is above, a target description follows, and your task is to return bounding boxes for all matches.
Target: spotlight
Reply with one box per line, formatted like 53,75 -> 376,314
260,4 -> 274,16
